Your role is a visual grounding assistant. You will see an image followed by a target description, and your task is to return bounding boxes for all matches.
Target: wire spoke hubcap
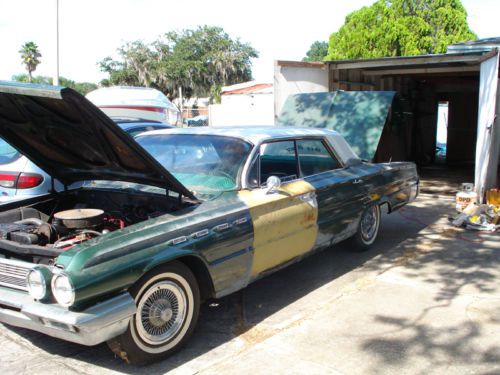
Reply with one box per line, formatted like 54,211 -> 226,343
136,281 -> 187,345
360,206 -> 378,241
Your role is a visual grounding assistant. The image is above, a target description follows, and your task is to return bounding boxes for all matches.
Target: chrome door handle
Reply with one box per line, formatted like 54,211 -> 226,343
299,192 -> 318,208
352,179 -> 363,184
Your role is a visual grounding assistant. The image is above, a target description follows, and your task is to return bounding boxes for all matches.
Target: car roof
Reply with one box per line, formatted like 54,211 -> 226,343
142,126 -> 340,145
117,122 -> 173,130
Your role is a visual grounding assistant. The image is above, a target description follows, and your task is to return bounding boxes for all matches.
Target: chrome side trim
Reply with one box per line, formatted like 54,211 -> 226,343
213,223 -> 230,232
168,236 -> 188,246
191,229 -> 209,238
233,217 -> 248,225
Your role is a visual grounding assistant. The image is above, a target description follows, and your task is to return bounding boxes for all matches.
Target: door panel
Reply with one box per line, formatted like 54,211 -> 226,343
238,179 -> 318,278
305,167 -> 369,246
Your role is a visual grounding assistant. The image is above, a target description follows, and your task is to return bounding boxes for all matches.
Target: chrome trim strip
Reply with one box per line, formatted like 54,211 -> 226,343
209,246 -> 253,266
213,223 -> 230,232
191,229 -> 209,238
233,217 -> 248,225
168,236 -> 188,245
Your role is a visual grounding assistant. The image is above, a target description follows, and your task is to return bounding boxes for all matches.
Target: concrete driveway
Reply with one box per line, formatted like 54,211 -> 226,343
1,195 -> 499,374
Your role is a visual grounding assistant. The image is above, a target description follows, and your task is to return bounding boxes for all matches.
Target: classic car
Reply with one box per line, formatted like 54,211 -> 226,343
114,118 -> 175,137
0,82 -> 418,364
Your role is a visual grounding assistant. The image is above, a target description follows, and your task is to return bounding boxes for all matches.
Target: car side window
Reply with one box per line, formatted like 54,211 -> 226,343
0,137 -> 20,164
297,139 -> 340,177
259,141 -> 299,184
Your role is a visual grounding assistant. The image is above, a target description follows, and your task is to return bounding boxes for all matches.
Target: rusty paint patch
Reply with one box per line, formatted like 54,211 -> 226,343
238,180 -> 318,277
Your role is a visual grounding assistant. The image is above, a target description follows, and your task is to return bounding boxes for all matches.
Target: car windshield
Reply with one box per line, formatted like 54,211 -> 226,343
136,134 -> 252,194
0,137 -> 20,165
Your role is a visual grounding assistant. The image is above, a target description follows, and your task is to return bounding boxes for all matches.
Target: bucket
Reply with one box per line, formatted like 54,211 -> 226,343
456,190 -> 478,212
486,189 -> 500,206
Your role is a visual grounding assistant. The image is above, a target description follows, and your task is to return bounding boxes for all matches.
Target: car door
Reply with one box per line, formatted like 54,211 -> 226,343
238,139 -> 318,279
296,138 -> 369,247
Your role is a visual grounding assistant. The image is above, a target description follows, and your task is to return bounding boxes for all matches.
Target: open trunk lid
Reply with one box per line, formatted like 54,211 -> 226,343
276,91 -> 396,161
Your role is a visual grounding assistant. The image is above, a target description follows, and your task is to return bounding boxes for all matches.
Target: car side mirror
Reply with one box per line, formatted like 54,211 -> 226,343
265,176 -> 281,194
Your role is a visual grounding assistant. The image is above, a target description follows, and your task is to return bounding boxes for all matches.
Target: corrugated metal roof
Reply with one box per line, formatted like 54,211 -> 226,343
221,82 -> 273,95
326,50 -> 491,70
448,37 -> 500,53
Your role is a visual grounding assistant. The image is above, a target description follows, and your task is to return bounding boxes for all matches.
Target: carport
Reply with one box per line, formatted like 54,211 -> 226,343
274,39 -> 500,200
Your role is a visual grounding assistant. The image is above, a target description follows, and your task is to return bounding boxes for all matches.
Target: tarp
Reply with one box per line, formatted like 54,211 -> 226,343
276,91 -> 396,161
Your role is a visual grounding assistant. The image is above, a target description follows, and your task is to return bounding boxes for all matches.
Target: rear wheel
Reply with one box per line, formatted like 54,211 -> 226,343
348,205 -> 381,252
107,261 -> 200,365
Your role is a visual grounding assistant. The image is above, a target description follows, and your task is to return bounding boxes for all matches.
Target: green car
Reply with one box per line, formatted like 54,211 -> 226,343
0,82 -> 418,364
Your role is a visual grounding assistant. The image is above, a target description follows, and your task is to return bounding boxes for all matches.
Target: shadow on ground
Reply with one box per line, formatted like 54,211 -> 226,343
359,202 -> 500,372
4,199 -> 463,373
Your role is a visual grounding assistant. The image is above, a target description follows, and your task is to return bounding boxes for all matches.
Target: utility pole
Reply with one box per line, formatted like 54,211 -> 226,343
53,0 -> 60,86
179,86 -> 184,125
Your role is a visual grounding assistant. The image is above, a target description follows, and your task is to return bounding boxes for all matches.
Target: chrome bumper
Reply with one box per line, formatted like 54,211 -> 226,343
0,287 -> 136,346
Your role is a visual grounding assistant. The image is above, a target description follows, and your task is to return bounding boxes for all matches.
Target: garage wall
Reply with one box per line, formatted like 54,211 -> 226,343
327,66 -> 482,166
274,61 -> 329,118
412,82 -> 439,164
209,93 -> 274,126
476,53 -> 500,198
446,92 -> 479,164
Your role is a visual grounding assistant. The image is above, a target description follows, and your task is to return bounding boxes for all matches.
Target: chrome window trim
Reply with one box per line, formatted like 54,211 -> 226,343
242,135 -> 344,190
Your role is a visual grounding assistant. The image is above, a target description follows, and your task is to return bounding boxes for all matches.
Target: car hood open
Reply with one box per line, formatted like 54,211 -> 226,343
276,91 -> 396,161
0,81 -> 195,200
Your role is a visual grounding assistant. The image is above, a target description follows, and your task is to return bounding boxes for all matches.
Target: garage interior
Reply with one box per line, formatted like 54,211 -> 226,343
326,50 -> 499,195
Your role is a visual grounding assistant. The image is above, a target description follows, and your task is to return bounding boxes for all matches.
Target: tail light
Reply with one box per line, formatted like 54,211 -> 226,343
0,173 -> 44,189
0,173 -> 18,188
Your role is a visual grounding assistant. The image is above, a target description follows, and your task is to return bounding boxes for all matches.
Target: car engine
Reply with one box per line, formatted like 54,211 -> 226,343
0,188 -> 192,264
0,208 -> 125,250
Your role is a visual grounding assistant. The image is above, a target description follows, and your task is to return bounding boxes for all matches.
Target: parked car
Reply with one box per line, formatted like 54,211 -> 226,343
0,117 -> 170,202
0,137 -> 55,202
114,117 -> 175,137
0,83 -> 418,364
185,115 -> 208,127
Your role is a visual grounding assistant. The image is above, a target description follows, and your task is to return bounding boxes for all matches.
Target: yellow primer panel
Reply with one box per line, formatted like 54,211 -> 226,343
239,180 -> 318,277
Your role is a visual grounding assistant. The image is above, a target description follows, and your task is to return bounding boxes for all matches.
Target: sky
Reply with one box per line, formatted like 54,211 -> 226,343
1,0 -> 499,84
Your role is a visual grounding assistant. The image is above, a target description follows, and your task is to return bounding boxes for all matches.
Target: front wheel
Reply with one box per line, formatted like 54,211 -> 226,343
107,261 -> 200,365
348,205 -> 381,252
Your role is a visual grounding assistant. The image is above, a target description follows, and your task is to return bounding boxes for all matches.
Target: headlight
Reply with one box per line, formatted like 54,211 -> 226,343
51,273 -> 75,307
27,268 -> 47,300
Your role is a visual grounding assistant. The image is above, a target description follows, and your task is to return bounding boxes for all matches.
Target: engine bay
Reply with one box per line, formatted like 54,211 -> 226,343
0,208 -> 124,248
0,188 -> 193,264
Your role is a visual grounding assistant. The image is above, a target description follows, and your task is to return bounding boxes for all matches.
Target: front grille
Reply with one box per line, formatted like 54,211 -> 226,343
0,258 -> 33,291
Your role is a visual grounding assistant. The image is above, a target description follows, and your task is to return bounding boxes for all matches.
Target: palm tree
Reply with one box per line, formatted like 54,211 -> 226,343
19,42 -> 42,83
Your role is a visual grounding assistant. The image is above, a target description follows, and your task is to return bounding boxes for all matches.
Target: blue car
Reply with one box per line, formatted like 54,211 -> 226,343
113,117 -> 175,137
0,138 -> 57,202
0,119 -> 174,202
